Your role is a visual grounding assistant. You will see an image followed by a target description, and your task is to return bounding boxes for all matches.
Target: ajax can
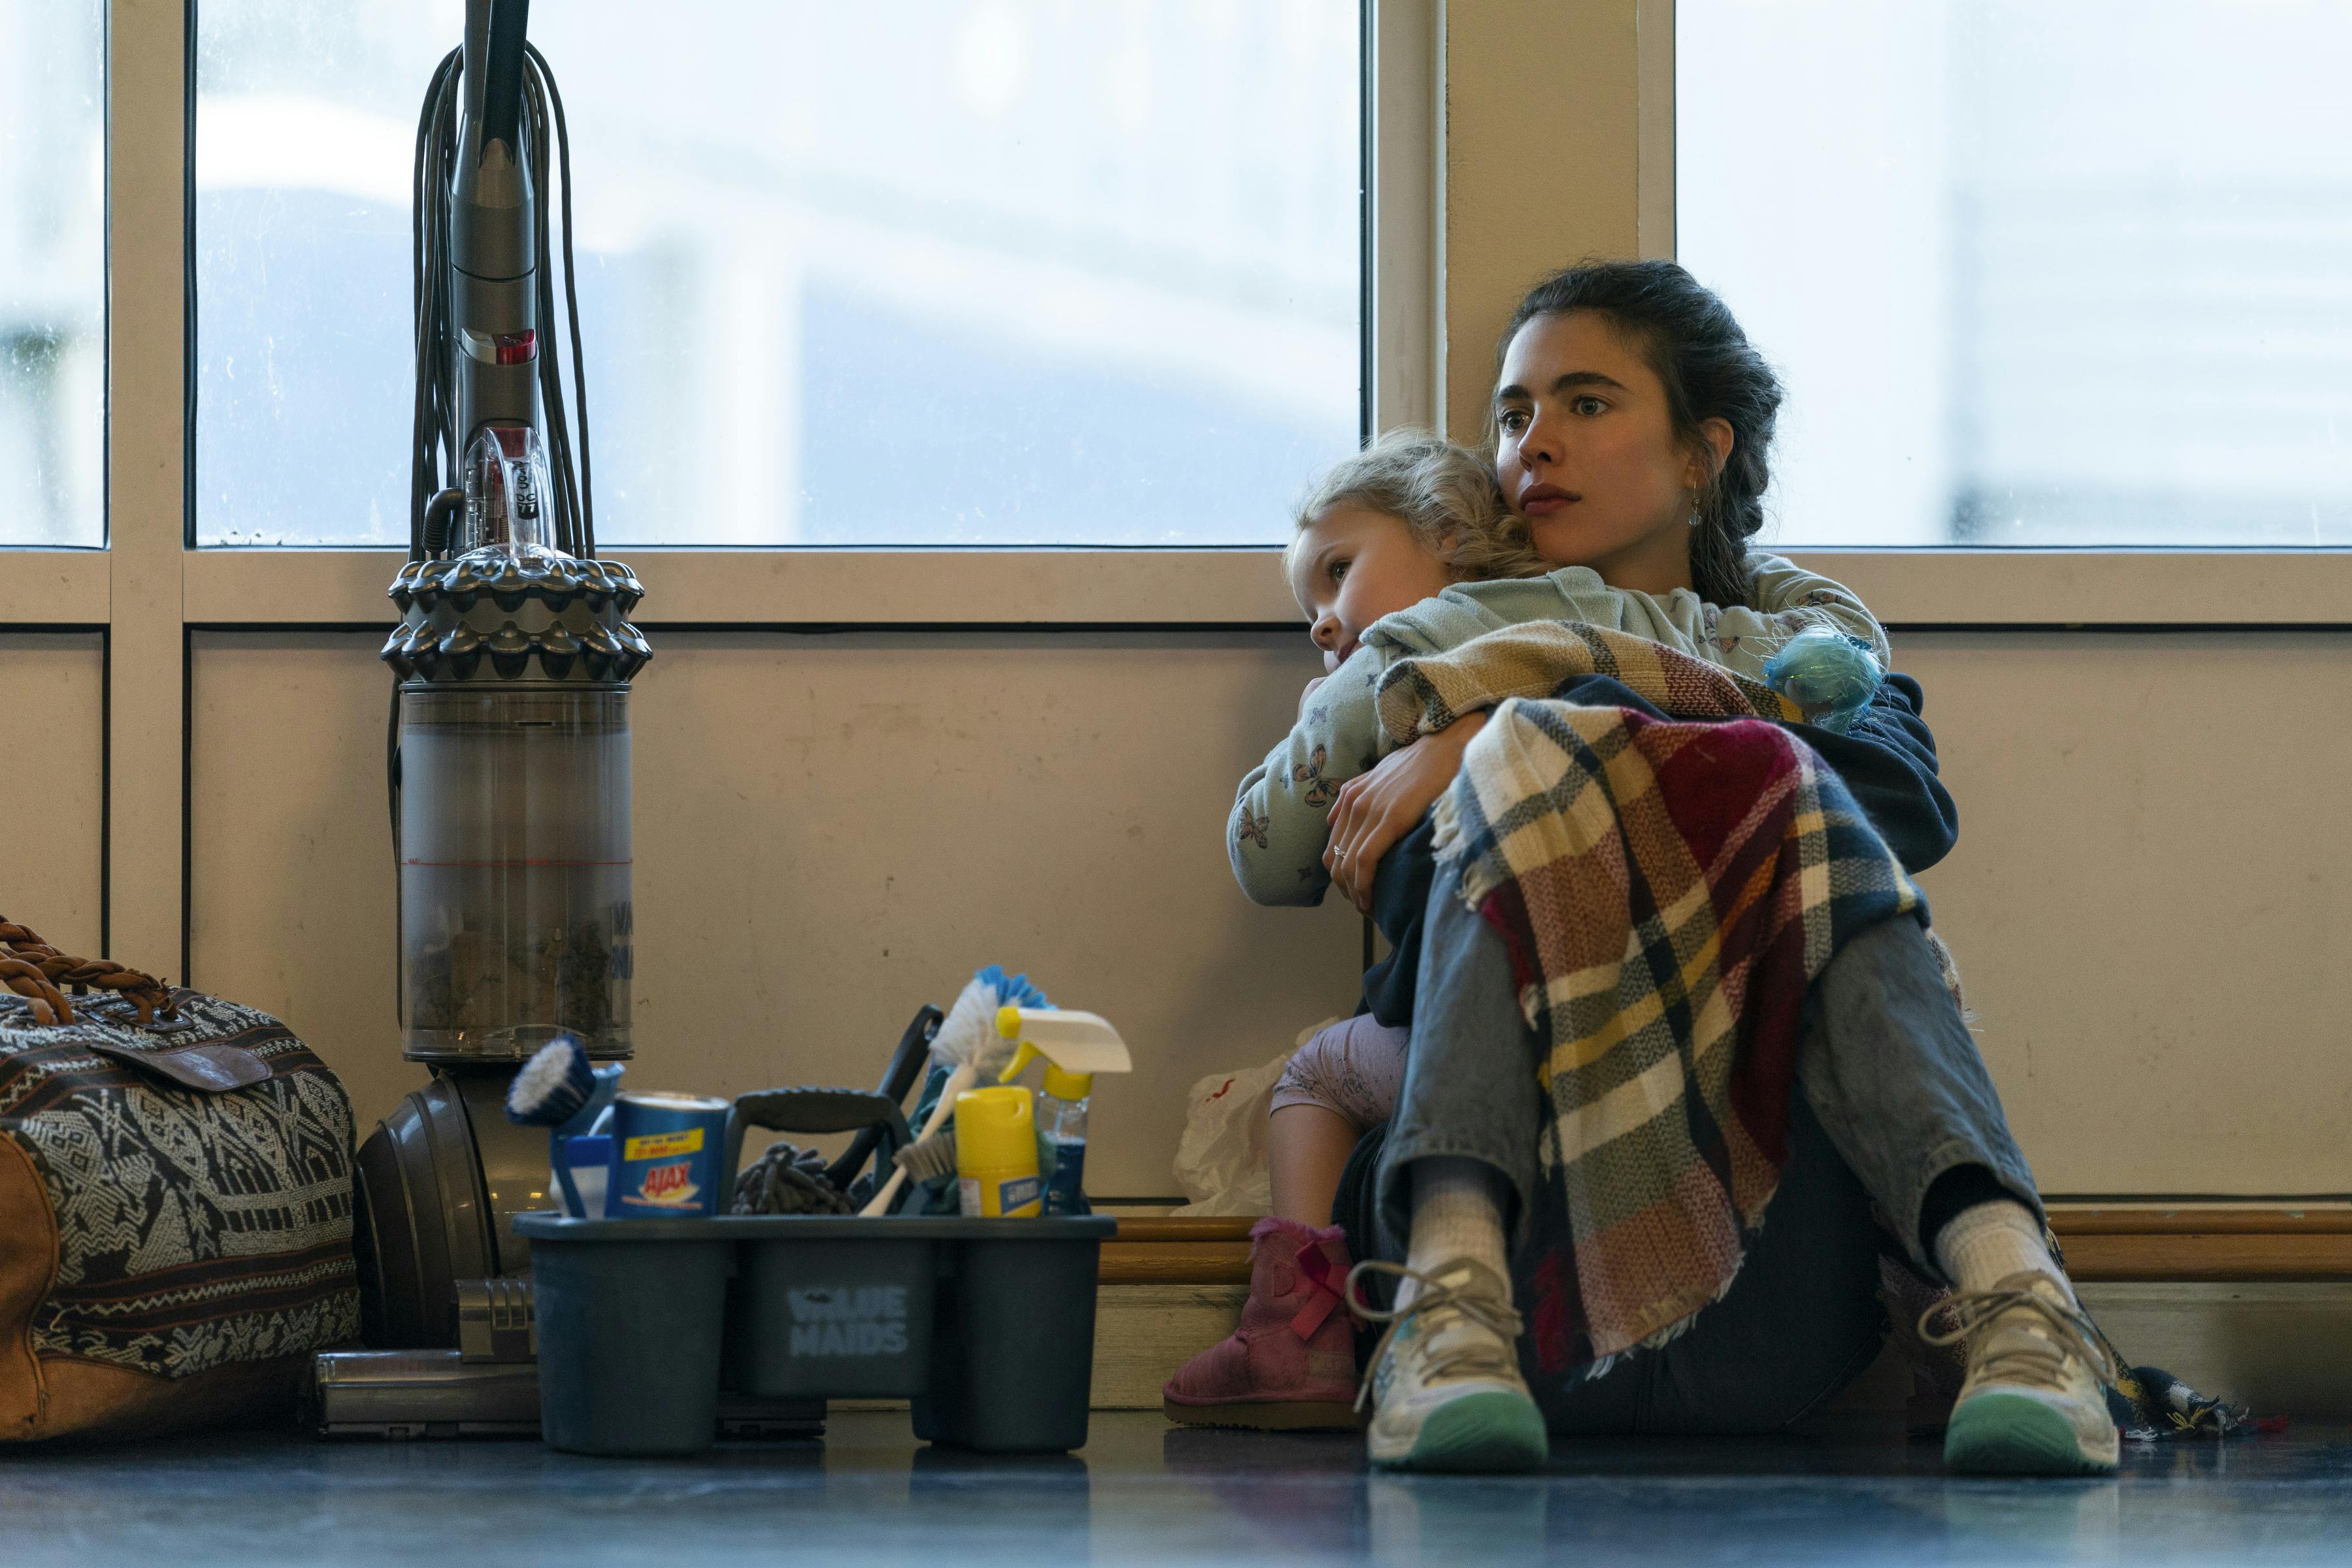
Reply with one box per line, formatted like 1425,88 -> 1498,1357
609,1092 -> 730,1217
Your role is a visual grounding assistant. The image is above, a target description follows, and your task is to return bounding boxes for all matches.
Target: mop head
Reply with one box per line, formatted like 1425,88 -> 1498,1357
506,1035 -> 595,1126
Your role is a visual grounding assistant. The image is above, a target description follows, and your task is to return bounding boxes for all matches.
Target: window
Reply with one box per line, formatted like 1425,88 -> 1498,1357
195,0 -> 1364,549
1678,0 -> 2352,547
0,0 -> 105,549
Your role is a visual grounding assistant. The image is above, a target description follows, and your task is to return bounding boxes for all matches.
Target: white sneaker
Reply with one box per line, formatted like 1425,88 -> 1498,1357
1923,1270 -> 2120,1475
1350,1257 -> 1548,1473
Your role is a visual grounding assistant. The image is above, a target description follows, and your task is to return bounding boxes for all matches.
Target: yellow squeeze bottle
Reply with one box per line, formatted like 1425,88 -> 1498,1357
953,1086 -> 1042,1218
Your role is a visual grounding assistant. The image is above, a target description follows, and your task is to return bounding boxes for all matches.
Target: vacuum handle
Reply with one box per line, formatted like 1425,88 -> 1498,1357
464,0 -> 532,161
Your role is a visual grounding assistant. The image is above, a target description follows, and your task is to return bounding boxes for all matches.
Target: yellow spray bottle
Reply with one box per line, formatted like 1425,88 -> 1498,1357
990,1007 -> 1132,1217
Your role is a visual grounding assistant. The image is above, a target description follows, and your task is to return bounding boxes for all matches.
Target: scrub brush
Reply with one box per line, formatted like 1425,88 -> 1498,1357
859,964 -> 1049,1217
892,1129 -> 958,1186
506,1034 -> 625,1217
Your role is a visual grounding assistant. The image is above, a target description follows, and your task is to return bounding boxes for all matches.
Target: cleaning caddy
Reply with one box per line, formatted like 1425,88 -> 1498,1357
515,966 -> 1130,1456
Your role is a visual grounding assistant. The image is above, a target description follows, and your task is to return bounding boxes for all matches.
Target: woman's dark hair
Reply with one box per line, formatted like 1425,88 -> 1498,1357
1497,259 -> 1782,608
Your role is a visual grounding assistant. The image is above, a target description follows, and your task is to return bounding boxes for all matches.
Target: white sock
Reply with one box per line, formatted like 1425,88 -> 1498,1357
1401,1157 -> 1511,1309
1935,1200 -> 2070,1301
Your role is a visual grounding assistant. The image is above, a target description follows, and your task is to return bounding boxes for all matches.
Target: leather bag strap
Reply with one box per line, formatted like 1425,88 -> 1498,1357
0,918 -> 176,1027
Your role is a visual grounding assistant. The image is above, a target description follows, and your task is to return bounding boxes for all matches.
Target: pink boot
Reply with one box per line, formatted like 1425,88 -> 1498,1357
1162,1217 -> 1363,1429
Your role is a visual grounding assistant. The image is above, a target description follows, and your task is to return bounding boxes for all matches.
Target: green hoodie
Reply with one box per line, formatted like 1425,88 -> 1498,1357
1227,554 -> 1888,907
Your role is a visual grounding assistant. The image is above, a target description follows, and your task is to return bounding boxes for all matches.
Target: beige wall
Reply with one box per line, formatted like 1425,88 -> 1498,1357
1902,631 -> 2352,1194
0,635 -> 104,960
188,631 -> 1364,1197
169,625 -> 2352,1200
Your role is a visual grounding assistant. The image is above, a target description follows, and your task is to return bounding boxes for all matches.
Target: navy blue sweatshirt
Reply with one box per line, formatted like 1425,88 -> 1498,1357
1360,671 -> 1957,1028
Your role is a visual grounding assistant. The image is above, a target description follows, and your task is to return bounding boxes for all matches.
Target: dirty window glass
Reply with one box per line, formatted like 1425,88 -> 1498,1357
1680,0 -> 2352,547
195,1 -> 1364,547
0,0 -> 105,549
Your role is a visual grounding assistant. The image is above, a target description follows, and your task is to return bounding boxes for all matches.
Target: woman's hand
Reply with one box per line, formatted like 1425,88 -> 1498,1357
1323,712 -> 1488,913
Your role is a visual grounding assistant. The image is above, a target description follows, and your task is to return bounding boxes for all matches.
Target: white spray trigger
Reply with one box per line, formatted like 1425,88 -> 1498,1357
993,1006 -> 1132,1079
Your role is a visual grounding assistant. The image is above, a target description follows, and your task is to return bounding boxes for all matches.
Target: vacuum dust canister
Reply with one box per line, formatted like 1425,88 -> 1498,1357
381,472 -> 651,1066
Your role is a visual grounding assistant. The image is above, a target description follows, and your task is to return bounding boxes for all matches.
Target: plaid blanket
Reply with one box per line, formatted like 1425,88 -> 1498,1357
1377,621 -> 1925,1367
1377,618 -> 1809,740
1371,621 -> 2260,1437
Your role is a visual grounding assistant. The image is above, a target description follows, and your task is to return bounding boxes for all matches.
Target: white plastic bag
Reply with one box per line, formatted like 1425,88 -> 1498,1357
1168,1018 -> 1338,1218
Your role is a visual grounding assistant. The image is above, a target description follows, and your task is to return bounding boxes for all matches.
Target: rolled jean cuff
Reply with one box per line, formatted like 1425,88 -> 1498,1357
1795,915 -> 2049,1282
1897,1135 -> 2048,1281
1373,1134 -> 1527,1265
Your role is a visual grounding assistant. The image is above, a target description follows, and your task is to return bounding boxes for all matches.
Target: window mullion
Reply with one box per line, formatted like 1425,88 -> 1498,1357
107,0 -> 188,973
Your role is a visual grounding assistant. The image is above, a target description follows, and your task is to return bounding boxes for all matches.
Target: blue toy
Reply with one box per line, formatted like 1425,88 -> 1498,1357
1763,625 -> 1882,734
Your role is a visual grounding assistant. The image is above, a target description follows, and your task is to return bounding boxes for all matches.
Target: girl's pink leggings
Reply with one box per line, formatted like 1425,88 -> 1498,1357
1270,1013 -> 1411,1130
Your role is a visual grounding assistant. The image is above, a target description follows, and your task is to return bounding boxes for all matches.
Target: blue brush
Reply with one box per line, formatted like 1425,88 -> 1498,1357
506,1035 -> 625,1217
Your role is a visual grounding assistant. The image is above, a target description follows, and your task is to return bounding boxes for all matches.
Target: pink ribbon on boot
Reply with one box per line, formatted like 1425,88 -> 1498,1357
1291,1239 -> 1349,1338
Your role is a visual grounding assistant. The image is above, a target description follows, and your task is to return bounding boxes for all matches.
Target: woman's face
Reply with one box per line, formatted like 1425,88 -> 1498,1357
1492,310 -> 1727,595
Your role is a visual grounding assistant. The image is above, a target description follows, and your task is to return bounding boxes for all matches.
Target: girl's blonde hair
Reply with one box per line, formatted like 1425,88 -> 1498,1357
1288,430 -> 1550,583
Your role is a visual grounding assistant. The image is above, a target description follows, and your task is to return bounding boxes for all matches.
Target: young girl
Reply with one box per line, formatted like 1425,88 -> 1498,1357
1164,421 -> 1892,1431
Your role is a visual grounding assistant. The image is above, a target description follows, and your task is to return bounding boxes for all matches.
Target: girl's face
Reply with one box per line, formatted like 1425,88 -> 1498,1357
1493,310 -> 1730,596
1288,506 -> 1456,673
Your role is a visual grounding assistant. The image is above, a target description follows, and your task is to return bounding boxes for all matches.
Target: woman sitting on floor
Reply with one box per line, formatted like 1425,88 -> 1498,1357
1218,261 -> 2115,1478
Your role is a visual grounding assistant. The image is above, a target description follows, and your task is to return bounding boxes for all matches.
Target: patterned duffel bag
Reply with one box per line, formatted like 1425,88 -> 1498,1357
0,919 -> 358,1440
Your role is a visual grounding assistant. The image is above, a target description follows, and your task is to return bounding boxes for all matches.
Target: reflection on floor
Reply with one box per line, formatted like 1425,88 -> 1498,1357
1,1411 -> 2345,1566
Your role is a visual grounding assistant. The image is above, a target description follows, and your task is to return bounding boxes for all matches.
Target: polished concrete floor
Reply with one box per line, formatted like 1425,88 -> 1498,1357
1,1411 -> 2345,1566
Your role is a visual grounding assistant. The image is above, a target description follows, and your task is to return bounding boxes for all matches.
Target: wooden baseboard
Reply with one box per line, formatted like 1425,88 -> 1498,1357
1089,1215 -> 2352,1417
1086,1279 -> 2352,1416
1104,1207 -> 2352,1284
1101,1218 -> 1252,1283
2046,1205 -> 2352,1281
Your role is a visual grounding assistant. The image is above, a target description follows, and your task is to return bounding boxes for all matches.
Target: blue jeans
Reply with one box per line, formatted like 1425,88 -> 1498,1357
1350,854 -> 2042,1435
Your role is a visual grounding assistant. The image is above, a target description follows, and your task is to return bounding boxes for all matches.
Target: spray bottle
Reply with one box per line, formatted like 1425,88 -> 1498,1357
994,1007 -> 1132,1216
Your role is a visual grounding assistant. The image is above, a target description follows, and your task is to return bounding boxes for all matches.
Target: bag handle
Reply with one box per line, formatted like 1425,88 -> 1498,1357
0,917 -> 177,1027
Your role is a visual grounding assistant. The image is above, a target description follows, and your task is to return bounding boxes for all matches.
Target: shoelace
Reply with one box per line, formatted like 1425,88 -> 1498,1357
1345,1258 -> 1526,1414
1918,1281 -> 2117,1390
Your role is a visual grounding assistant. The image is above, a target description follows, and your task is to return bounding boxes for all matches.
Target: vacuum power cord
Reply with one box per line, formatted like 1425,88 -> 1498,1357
406,42 -> 595,564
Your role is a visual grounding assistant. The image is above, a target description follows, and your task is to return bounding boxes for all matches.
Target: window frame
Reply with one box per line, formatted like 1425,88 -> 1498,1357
1636,0 -> 2352,612
4,0 -> 2348,973
0,0 -> 1428,968
174,0 -> 1420,621
180,0 -> 1405,583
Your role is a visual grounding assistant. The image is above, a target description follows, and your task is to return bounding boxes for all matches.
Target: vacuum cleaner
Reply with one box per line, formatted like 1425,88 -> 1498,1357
313,0 -> 661,1435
